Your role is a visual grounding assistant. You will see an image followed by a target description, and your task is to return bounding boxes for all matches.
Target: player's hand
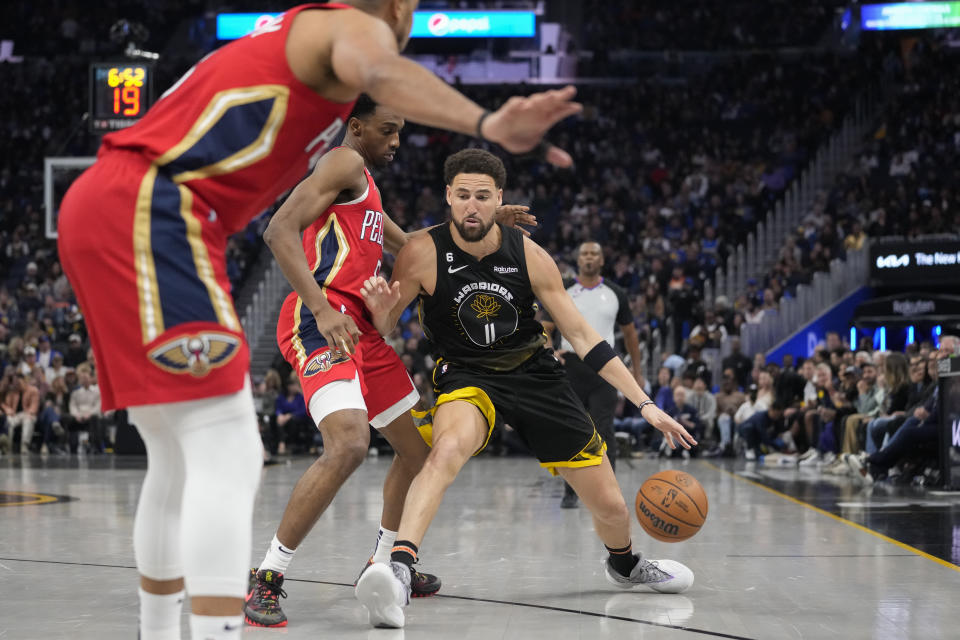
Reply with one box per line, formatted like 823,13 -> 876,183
361,276 -> 401,317
641,405 -> 698,450
312,304 -> 361,355
482,86 -> 582,167
495,204 -> 537,236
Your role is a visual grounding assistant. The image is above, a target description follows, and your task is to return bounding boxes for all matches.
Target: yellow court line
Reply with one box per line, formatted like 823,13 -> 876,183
700,460 -> 960,575
0,491 -> 60,507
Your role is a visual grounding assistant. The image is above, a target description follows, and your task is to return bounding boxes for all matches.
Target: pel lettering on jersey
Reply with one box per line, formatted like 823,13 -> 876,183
360,209 -> 385,246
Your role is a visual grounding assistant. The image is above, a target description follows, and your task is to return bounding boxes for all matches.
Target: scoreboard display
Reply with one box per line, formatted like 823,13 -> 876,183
89,62 -> 154,134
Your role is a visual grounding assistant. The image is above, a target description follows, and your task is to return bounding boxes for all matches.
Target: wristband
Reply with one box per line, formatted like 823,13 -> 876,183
583,341 -> 616,373
476,110 -> 492,141
637,400 -> 656,417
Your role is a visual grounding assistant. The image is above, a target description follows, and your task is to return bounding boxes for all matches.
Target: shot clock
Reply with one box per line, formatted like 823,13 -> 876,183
89,62 -> 154,134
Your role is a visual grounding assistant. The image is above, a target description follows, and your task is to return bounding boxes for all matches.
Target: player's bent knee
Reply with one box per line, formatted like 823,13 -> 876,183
326,439 -> 370,471
424,435 -> 472,481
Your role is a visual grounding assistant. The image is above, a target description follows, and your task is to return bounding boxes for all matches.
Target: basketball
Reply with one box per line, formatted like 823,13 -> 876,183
635,470 -> 708,543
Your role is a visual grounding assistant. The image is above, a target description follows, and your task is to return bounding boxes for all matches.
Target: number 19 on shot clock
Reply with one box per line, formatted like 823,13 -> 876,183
89,62 -> 154,134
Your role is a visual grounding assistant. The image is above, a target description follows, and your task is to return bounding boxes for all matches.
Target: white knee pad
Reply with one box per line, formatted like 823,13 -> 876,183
130,379 -> 263,597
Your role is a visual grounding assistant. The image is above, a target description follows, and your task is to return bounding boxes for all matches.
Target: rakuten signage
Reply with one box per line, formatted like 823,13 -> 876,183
869,240 -> 960,287
216,11 -> 535,40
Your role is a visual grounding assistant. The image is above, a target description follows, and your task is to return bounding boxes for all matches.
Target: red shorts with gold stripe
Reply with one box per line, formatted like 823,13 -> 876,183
277,291 -> 417,427
58,150 -> 247,411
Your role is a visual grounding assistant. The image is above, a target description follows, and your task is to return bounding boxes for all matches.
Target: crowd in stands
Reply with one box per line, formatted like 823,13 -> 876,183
2,5 -> 957,488
576,0 -> 845,53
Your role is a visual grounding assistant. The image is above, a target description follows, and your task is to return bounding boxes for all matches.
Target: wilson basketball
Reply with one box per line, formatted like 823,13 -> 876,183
635,470 -> 708,542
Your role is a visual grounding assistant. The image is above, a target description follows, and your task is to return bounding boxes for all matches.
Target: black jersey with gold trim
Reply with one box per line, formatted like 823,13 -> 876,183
419,223 -> 545,371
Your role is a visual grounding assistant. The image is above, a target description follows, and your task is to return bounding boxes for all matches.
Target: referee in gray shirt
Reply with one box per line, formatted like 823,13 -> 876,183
542,241 -> 646,508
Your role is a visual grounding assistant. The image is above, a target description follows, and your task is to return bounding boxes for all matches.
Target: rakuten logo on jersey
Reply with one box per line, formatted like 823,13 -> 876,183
427,12 -> 491,36
876,254 -> 909,269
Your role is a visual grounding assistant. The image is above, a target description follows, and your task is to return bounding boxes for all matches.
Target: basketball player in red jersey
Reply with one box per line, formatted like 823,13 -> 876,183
56,1 -> 580,638
247,95 -> 531,626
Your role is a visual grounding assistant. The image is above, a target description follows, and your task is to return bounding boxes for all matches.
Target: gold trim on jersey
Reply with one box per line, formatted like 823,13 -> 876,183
154,85 -> 290,184
540,429 -> 607,476
411,386 -> 496,456
134,165 -> 164,343
291,214 -> 351,367
177,185 -> 240,331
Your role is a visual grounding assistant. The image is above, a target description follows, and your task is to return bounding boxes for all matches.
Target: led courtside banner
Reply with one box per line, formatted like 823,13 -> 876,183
217,11 -> 536,40
861,2 -> 960,31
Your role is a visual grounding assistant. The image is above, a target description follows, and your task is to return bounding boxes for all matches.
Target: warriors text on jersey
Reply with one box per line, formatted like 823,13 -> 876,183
57,3 -> 358,410
419,224 -> 545,371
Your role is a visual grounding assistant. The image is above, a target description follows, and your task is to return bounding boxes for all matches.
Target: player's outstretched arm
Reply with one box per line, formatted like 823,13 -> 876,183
526,238 -> 697,450
328,14 -> 581,166
360,234 -> 433,335
264,147 -> 366,353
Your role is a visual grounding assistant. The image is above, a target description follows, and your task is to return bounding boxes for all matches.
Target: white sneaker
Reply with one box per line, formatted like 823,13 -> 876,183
822,458 -> 851,476
843,453 -> 874,485
745,449 -> 757,461
798,450 -> 820,467
604,557 -> 694,594
355,561 -> 411,628
821,451 -> 837,466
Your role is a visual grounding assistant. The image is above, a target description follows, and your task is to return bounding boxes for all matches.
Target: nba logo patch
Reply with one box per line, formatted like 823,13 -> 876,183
149,332 -> 240,377
303,348 -> 350,377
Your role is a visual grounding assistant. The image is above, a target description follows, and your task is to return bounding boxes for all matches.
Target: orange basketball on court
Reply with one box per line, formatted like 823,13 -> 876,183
635,470 -> 708,542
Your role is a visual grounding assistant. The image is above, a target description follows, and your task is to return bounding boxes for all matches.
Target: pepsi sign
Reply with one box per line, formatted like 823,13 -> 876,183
411,11 -> 536,38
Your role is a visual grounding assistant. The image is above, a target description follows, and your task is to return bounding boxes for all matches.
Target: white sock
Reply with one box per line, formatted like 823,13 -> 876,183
372,526 -> 398,564
138,588 -> 184,640
189,614 -> 243,640
259,534 -> 296,574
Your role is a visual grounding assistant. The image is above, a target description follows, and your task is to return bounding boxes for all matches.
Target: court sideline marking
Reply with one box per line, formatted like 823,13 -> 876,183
701,461 -> 960,574
0,556 -> 757,640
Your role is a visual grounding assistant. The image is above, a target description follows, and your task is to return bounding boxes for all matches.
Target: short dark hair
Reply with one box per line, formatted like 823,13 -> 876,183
443,148 -> 506,189
348,94 -> 378,121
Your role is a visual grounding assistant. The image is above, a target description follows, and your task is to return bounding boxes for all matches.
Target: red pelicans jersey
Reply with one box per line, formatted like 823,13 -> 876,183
102,2 -> 356,234
57,3 -> 361,410
278,165 -> 386,375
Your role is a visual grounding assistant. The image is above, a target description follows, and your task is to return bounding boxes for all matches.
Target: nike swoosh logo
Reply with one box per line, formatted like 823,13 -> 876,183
448,265 -> 468,274
223,623 -> 240,631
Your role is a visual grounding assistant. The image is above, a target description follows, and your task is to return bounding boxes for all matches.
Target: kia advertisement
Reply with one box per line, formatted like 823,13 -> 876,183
869,239 -> 960,287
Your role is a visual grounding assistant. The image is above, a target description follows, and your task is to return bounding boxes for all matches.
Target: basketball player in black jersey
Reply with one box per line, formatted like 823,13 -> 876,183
354,149 -> 697,629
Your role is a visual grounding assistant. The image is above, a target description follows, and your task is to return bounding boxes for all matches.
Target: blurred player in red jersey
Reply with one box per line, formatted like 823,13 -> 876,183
57,1 -> 580,637
246,94 -> 532,626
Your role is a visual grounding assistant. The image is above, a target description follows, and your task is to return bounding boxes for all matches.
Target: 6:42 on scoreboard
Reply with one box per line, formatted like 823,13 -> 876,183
89,62 -> 154,134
